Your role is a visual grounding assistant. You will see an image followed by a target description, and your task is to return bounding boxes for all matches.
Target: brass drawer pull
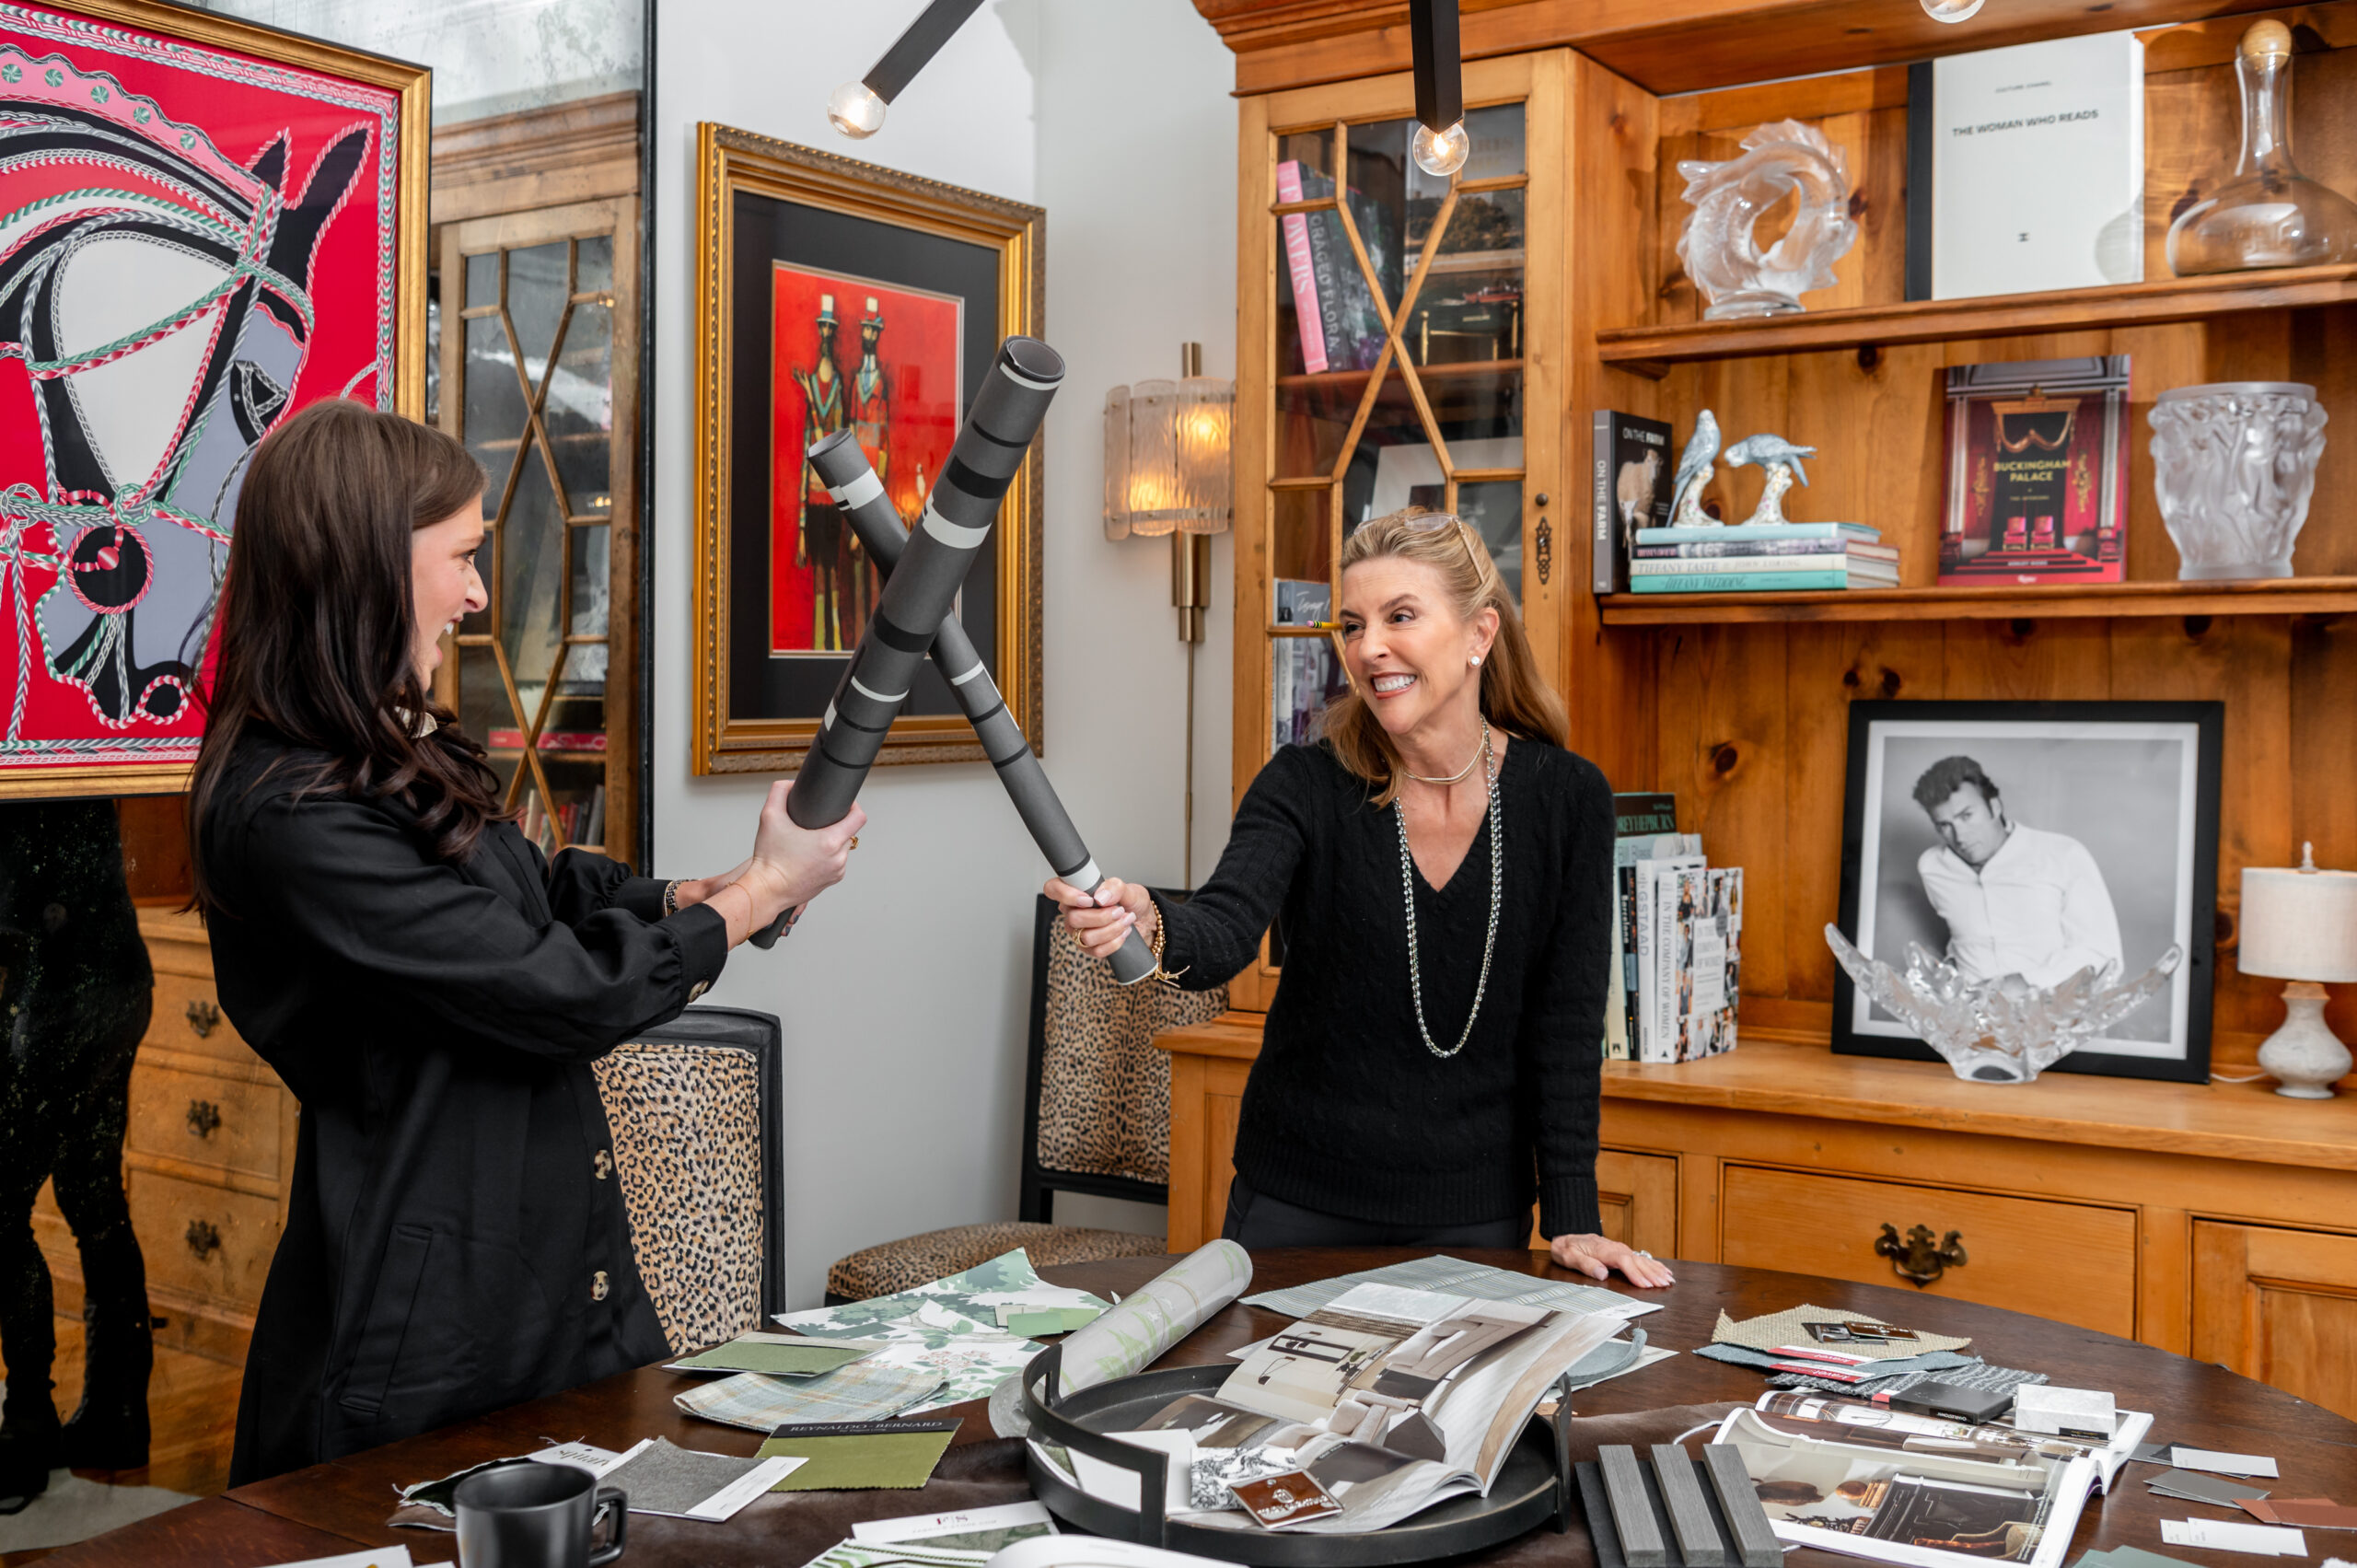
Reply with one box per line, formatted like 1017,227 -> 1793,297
1877,1222 -> 1968,1287
186,1099 -> 222,1139
185,1219 -> 223,1260
185,999 -> 221,1038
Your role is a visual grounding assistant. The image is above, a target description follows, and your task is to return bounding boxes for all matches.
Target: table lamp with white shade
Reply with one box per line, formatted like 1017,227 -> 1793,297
2239,843 -> 2357,1098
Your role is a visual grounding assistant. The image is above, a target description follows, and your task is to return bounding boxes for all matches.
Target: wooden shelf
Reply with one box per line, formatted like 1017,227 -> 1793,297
1595,264 -> 2357,377
1597,575 -> 2357,625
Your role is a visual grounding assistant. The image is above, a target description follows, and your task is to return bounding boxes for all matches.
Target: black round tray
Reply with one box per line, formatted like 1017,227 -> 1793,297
1018,1342 -> 1573,1566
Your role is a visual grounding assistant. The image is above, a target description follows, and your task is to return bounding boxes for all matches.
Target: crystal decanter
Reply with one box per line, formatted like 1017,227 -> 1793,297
2169,20 -> 2357,274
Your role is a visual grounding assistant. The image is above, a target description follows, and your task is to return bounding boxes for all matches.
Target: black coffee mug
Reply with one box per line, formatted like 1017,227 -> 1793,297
454,1460 -> 625,1568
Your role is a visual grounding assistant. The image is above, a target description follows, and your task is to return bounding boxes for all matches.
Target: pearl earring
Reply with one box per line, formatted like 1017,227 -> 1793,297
1470,655 -> 1482,667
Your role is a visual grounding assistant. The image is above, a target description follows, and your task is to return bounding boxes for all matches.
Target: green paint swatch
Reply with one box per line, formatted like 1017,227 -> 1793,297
758,1419 -> 961,1491
671,1336 -> 878,1376
999,1305 -> 1105,1337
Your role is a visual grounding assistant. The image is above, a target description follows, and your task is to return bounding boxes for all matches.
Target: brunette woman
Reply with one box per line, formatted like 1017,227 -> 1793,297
1050,510 -> 1668,1285
189,400 -> 863,1481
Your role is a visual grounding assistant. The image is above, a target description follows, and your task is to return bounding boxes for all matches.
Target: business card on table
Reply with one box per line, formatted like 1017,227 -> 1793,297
2159,1519 -> 2307,1556
1230,1470 -> 1343,1527
2149,1471 -> 2270,1506
2172,1447 -> 2282,1479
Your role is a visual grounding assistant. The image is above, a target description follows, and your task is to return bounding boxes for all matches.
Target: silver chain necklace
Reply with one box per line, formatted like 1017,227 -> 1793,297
1395,722 -> 1503,1059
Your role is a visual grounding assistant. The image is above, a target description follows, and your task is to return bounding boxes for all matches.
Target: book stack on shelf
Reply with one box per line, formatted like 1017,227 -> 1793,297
1605,794 -> 1742,1064
520,784 -> 607,855
1633,521 -> 1898,594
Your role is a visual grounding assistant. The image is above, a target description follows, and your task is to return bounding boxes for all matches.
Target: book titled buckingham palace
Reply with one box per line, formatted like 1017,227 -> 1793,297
1938,355 -> 2131,587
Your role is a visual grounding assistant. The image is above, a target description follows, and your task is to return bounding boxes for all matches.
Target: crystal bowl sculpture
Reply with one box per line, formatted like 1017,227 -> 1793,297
1678,120 -> 1858,320
1825,924 -> 2183,1084
2149,382 -> 2327,579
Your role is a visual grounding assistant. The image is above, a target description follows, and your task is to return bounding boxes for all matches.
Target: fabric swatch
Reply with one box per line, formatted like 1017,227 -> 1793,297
670,1334 -> 883,1377
675,1361 -> 945,1432
601,1437 -> 795,1520
758,1420 -> 961,1492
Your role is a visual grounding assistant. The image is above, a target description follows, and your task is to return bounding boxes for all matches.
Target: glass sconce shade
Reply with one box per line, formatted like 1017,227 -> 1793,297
1103,376 -> 1235,539
829,80 -> 888,139
2169,22 -> 2357,274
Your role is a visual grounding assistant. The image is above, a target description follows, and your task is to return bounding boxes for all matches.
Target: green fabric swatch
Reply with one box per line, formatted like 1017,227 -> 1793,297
672,1339 -> 876,1376
758,1419 -> 960,1491
999,1306 -> 1104,1337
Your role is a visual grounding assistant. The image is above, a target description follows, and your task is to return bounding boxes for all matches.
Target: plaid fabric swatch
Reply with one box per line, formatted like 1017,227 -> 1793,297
675,1361 -> 946,1431
1240,1254 -> 1647,1320
1712,1303 -> 1972,1358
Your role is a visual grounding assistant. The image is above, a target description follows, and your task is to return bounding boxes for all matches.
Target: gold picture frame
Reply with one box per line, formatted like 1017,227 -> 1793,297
691,122 -> 1046,776
0,0 -> 429,800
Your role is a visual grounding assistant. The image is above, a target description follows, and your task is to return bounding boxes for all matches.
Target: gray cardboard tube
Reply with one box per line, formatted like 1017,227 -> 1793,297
752,337 -> 1062,949
822,441 -> 1157,986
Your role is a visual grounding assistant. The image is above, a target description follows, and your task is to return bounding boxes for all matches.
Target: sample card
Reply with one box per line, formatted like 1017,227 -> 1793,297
2159,1519 -> 2306,1556
2148,1471 -> 2270,1506
2173,1448 -> 2282,1479
758,1419 -> 960,1492
1230,1470 -> 1344,1527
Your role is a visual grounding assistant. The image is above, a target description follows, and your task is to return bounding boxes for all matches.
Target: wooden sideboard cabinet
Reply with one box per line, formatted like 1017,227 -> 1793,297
1156,1016 -> 2357,1421
34,909 -> 296,1365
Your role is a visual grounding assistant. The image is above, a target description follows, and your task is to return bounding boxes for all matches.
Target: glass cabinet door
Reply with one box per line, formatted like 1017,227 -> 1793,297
435,197 -> 640,866
1264,103 -> 1530,753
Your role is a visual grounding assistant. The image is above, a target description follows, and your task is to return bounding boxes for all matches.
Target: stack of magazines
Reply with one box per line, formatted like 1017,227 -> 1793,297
1631,521 -> 1898,594
1605,807 -> 1740,1065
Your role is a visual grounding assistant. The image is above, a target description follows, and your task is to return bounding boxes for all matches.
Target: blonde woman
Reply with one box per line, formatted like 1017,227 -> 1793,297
1049,510 -> 1672,1286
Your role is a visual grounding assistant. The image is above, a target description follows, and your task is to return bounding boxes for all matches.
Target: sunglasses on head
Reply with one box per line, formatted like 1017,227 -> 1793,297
1401,510 -> 1488,578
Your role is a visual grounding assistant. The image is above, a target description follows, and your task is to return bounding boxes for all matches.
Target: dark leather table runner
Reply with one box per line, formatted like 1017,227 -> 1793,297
40,1252 -> 2357,1567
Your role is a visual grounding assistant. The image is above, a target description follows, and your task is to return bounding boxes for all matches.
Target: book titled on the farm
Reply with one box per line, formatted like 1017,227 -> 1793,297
1636,520 -> 1880,546
1592,411 -> 1675,594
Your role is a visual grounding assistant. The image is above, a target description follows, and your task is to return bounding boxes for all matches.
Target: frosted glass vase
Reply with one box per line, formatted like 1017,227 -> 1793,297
2148,382 -> 2327,580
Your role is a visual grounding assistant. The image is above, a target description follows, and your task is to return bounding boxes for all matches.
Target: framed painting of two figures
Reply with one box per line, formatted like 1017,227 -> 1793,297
691,123 -> 1045,775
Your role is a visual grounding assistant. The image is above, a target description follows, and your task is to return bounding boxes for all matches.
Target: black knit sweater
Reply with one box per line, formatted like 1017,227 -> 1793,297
1155,737 -> 1615,1238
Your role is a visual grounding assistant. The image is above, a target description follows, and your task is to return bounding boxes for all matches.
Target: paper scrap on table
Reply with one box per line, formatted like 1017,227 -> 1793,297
597,1436 -> 802,1520
850,1499 -> 1059,1553
995,1303 -> 1103,1334
2161,1518 -> 2308,1556
1066,1428 -> 1193,1514
2175,1447 -> 2283,1479
2244,1502 -> 2357,1531
668,1331 -> 886,1377
262,1551 -> 430,1568
757,1419 -> 960,1491
2150,1470 -> 2270,1506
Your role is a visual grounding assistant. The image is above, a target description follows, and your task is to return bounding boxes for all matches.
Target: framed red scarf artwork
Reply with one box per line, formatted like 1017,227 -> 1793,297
0,0 -> 427,798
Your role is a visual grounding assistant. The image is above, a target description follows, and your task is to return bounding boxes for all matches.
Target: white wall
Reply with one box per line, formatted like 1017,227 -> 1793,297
654,0 -> 1237,1306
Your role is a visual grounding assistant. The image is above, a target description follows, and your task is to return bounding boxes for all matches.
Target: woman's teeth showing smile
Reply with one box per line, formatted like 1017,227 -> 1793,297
1372,672 -> 1417,697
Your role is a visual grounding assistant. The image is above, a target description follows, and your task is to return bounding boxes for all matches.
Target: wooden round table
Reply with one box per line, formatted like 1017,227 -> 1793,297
41,1250 -> 2357,1568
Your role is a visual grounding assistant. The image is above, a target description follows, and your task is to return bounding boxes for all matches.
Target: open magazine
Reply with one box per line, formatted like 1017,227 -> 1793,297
1713,1392 -> 2152,1568
1041,1282 -> 1624,1535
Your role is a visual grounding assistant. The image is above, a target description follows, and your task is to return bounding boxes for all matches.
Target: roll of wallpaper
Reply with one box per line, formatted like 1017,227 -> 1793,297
824,440 -> 1155,985
989,1240 -> 1253,1437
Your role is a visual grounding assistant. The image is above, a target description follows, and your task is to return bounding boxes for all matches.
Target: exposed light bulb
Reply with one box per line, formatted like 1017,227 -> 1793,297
1921,0 -> 1985,21
828,80 -> 887,139
1411,120 -> 1470,178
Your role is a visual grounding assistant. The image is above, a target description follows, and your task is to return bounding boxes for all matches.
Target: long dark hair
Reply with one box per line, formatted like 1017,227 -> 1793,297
187,399 -> 502,909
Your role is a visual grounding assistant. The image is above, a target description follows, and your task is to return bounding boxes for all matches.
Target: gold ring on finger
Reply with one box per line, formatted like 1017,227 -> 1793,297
849,836 -> 860,850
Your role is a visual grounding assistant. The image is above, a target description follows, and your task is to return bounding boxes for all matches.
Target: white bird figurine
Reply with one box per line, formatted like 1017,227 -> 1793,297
1668,409 -> 1721,528
1724,432 -> 1817,527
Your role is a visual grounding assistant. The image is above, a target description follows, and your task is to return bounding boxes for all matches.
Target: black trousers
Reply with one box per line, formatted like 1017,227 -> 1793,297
1220,1174 -> 1530,1250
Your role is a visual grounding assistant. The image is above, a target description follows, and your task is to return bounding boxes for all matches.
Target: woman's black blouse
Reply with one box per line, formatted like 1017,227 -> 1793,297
1155,738 -> 1614,1239
201,733 -> 728,1483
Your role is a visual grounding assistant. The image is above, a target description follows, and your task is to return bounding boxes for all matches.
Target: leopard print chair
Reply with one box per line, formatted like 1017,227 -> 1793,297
824,895 -> 1226,1303
592,1006 -> 783,1355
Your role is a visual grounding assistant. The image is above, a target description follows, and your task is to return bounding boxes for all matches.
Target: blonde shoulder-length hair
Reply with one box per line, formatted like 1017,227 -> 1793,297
1321,506 -> 1568,807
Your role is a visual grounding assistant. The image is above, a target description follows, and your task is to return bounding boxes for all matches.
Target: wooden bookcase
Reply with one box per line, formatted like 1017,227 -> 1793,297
1220,0 -> 2357,1067
1186,0 -> 2357,1416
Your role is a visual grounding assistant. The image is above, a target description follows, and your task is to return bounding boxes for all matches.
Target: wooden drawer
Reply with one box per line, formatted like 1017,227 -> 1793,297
146,970 -> 253,1065
127,1166 -> 282,1315
1719,1165 -> 2138,1337
129,1058 -> 284,1184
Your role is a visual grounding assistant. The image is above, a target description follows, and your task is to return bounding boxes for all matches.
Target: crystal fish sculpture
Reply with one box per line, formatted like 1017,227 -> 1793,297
1678,120 -> 1859,319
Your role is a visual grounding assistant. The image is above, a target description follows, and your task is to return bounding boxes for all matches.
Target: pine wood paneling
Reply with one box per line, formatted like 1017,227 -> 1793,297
2193,1220 -> 2357,1422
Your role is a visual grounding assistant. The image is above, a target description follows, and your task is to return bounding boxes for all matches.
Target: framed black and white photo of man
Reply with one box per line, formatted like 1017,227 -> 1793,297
1833,700 -> 2223,1083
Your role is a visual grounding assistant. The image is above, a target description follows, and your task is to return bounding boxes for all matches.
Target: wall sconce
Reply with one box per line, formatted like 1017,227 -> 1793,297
1104,343 -> 1233,885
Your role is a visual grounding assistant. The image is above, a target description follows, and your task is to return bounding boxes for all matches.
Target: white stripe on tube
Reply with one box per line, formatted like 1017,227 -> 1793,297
848,673 -> 908,704
921,498 -> 992,549
1070,857 -> 1102,889
948,660 -> 989,687
828,469 -> 887,509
